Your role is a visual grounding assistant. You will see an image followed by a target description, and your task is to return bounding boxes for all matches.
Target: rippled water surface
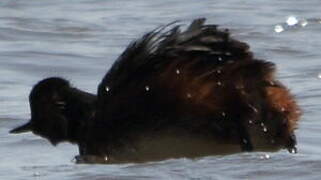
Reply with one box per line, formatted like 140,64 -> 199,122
1,0 -> 321,179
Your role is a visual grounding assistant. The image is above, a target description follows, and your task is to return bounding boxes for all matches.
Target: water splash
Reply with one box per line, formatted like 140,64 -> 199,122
274,25 -> 284,33
300,19 -> 308,27
286,16 -> 298,26
274,16 -> 321,33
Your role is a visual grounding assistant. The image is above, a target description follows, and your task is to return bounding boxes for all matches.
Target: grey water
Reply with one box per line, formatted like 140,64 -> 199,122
1,0 -> 321,179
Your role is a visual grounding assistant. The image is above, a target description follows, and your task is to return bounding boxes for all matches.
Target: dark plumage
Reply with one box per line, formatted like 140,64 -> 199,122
10,77 -> 96,149
11,18 -> 301,163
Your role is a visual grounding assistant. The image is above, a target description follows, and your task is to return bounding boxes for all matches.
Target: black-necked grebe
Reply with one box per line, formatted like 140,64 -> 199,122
11,18 -> 301,163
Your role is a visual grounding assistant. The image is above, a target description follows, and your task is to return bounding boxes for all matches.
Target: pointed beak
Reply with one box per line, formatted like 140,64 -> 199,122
10,121 -> 33,134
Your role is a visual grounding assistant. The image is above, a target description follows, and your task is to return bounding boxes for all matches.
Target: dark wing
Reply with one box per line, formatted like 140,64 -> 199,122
93,18 -> 264,139
99,18 -> 253,93
96,18 -> 258,115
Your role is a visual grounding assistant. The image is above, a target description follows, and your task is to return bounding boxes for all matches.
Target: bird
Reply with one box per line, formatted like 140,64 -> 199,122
10,18 -> 301,164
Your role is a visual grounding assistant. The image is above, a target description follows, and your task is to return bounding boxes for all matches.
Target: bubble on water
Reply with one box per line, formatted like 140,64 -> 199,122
286,16 -> 298,26
274,25 -> 284,33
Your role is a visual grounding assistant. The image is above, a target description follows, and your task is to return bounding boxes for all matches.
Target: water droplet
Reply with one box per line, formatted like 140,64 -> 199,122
218,57 -> 223,61
289,148 -> 297,154
248,120 -> 253,124
274,25 -> 284,33
263,126 -> 268,132
217,81 -> 222,86
105,86 -> 110,92
300,19 -> 308,27
286,16 -> 298,26
259,154 -> 271,160
176,69 -> 180,74
145,86 -> 150,91
260,122 -> 265,127
271,139 -> 275,144
217,69 -> 221,74
269,81 -> 275,86
222,112 -> 226,117
281,107 -> 286,112
242,139 -> 248,144
249,104 -> 258,113
186,93 -> 192,98
104,156 -> 108,162
317,73 -> 321,79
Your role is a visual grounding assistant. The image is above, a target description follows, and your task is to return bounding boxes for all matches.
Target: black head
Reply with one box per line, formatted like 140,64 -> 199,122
10,77 -> 96,145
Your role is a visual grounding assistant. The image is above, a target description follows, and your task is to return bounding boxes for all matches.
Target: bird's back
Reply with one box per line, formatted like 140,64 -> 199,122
82,18 -> 300,162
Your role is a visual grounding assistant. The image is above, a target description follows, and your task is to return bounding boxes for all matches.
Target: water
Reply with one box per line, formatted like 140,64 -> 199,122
1,0 -> 321,179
